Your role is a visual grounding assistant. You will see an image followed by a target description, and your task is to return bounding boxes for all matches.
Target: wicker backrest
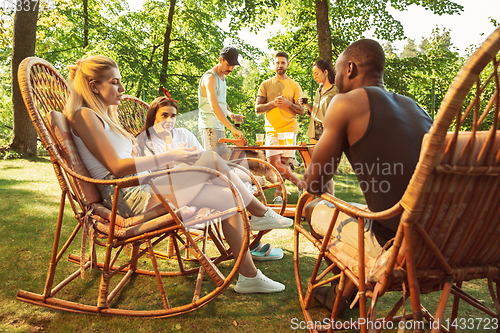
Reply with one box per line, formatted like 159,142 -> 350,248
47,111 -> 102,204
18,57 -> 101,205
398,27 -> 500,280
116,95 -> 149,137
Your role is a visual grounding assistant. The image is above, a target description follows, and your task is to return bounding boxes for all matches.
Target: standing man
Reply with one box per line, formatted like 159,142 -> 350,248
304,39 -> 433,314
255,52 -> 306,203
198,46 -> 244,159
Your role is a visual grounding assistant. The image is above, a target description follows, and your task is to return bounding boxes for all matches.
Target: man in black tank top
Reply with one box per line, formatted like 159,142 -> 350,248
303,39 -> 432,314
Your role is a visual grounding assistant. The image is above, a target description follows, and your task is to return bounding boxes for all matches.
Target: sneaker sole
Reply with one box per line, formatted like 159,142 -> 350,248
234,286 -> 285,293
250,220 -> 293,231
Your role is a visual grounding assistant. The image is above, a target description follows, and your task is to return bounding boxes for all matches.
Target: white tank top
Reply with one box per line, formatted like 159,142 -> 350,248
71,112 -> 133,179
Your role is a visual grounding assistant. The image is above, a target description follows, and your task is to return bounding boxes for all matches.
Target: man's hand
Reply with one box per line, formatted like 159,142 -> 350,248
231,128 -> 244,139
274,94 -> 291,107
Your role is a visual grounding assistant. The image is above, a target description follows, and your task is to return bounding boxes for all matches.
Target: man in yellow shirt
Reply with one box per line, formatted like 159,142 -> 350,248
255,52 -> 306,203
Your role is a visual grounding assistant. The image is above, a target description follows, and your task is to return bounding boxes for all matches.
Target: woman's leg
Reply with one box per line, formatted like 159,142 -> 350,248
188,183 -> 257,277
195,151 -> 269,217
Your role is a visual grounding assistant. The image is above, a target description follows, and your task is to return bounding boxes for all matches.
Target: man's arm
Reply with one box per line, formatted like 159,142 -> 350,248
304,95 -> 349,194
255,95 -> 275,114
203,74 -> 243,139
274,94 -> 305,115
304,89 -> 371,194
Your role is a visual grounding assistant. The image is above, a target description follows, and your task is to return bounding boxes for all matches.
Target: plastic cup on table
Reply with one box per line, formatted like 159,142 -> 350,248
285,132 -> 294,145
278,133 -> 286,146
256,134 -> 264,146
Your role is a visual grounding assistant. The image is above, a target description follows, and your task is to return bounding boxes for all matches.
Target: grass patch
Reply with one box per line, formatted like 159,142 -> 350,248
0,158 -> 495,332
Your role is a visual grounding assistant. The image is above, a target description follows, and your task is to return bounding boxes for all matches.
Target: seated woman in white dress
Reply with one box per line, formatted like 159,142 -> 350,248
64,55 -> 290,294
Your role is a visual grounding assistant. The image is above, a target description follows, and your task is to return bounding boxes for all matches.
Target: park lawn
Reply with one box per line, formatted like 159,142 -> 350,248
0,157 -> 495,333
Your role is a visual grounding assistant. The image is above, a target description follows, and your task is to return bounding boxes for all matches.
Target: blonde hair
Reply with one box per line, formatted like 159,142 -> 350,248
64,55 -> 132,139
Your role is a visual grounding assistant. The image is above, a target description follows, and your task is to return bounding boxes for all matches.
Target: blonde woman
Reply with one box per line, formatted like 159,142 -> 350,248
64,55 -> 289,293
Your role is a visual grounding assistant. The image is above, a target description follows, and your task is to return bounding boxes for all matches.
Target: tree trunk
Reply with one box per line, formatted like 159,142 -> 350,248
83,0 -> 89,48
159,0 -> 176,94
137,44 -> 161,99
10,3 -> 40,157
315,0 -> 332,62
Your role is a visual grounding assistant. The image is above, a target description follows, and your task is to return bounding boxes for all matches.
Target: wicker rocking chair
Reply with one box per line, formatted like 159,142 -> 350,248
16,57 -> 250,317
294,26 -> 500,332
115,95 -> 288,246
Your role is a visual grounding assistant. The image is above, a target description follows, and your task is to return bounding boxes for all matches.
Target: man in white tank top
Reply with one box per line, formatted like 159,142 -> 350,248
198,46 -> 244,159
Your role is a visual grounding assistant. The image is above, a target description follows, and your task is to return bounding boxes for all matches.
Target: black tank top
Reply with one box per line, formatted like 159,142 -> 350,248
344,87 -> 433,245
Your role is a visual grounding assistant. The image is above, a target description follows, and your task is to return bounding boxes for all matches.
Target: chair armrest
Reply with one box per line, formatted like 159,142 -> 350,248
315,192 -> 403,221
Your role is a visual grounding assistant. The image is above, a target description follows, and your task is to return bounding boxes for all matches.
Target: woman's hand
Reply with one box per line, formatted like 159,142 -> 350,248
298,98 -> 312,114
167,144 -> 201,166
152,121 -> 172,139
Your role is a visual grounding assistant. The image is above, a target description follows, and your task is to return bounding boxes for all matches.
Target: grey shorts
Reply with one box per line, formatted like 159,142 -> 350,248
100,173 -> 151,218
199,128 -> 230,157
310,201 -> 383,259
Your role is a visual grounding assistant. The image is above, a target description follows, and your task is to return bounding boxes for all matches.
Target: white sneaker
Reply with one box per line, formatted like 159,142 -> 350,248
250,207 -> 293,231
234,269 -> 285,293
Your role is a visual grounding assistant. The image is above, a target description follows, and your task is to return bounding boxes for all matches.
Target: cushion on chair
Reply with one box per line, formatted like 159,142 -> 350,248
47,111 -> 102,204
91,202 -> 176,238
422,130 -> 500,165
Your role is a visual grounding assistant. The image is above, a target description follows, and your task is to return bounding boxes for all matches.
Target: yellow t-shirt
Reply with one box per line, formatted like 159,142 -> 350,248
257,77 -> 303,136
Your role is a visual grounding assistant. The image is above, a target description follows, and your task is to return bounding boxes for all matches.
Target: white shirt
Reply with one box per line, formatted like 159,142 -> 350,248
133,127 -> 203,157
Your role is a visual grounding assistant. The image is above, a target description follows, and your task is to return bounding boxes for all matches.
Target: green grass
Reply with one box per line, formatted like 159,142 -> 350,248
0,158 -> 496,332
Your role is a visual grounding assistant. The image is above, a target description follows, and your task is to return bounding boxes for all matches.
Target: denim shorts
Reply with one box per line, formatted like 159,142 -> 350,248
99,173 -> 152,218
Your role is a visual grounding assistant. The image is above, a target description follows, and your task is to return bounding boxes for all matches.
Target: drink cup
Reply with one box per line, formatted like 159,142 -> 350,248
285,132 -> 294,145
233,114 -> 243,128
256,134 -> 264,146
278,133 -> 286,146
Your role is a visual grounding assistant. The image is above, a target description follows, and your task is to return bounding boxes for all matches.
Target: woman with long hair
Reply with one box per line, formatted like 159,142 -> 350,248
64,55 -> 290,293
300,59 -> 338,143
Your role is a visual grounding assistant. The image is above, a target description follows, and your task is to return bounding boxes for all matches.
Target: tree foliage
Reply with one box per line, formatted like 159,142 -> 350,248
1,0 -> 498,155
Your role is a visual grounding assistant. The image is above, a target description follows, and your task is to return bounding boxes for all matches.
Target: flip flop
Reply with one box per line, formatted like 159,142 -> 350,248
251,242 -> 283,261
250,240 -> 264,252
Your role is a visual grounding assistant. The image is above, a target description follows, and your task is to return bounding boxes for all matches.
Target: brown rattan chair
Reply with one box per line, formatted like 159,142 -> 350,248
294,26 -> 500,332
16,57 -> 250,317
116,95 -> 149,137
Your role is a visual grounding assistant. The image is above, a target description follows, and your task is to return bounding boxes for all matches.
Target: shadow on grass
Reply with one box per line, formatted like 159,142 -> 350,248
1,159 -> 497,333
